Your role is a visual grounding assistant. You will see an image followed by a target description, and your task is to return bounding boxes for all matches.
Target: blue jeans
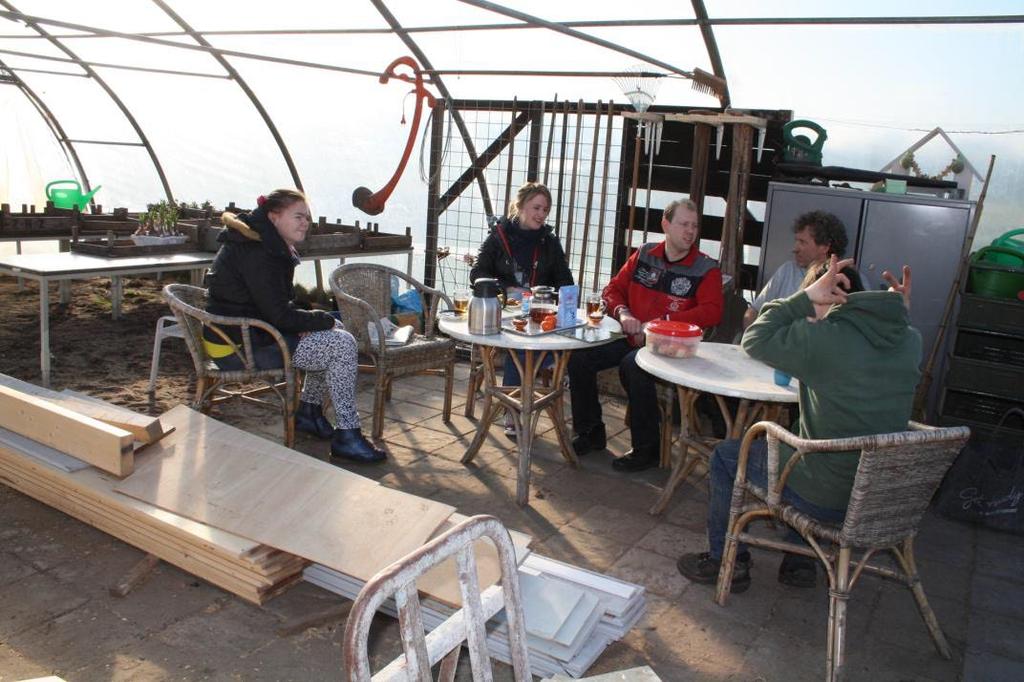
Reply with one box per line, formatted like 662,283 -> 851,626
708,438 -> 847,560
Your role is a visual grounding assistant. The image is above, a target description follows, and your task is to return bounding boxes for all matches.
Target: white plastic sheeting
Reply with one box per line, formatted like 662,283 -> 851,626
1,1 -> 1021,249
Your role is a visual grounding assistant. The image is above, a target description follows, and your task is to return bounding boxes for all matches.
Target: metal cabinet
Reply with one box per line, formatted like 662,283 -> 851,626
760,182 -> 974,365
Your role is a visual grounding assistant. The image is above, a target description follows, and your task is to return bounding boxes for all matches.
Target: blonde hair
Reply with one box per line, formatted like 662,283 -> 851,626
508,182 -> 552,220
663,198 -> 699,223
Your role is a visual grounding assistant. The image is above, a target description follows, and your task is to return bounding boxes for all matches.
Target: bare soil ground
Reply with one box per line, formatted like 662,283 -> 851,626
0,275 -> 194,413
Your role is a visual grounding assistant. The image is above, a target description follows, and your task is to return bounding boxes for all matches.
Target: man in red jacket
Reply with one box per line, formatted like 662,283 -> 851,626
569,198 -> 723,472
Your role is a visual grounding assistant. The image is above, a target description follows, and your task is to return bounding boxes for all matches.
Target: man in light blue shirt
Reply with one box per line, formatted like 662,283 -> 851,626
742,210 -> 852,329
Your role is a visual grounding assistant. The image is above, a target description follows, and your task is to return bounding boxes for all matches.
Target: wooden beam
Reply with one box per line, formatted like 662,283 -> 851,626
0,375 -> 166,445
0,384 -> 133,476
109,552 -> 160,598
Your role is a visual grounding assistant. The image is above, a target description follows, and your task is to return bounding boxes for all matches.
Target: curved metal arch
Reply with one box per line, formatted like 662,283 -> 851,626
150,0 -> 303,191
369,0 -> 495,217
0,57 -> 92,196
1,0 -> 174,203
691,0 -> 731,108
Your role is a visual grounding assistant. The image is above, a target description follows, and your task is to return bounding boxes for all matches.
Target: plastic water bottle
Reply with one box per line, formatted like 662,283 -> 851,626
521,291 -> 532,315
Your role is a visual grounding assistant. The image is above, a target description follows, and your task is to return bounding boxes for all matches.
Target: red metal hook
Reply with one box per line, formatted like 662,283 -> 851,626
352,56 -> 437,216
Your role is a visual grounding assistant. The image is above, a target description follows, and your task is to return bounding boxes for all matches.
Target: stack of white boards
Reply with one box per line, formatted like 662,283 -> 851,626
542,665 -> 662,681
304,552 -> 646,679
0,376 -> 308,604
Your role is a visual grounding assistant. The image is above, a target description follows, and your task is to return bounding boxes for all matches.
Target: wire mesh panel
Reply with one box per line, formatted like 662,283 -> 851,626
430,99 -> 623,296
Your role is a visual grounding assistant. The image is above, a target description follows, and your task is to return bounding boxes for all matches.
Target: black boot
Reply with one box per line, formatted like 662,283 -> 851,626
571,423 -> 607,457
330,428 -> 386,463
295,401 -> 334,440
611,446 -> 659,472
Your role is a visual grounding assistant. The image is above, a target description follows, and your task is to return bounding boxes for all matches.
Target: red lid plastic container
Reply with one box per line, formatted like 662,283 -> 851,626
645,320 -> 703,358
644,320 -> 702,337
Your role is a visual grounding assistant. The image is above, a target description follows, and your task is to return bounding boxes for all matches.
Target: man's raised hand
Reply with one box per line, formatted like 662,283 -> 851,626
882,265 -> 912,311
804,255 -> 856,307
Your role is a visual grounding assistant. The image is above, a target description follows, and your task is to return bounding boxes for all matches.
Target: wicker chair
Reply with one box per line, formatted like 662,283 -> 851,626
342,515 -> 531,681
715,420 -> 970,681
163,283 -> 300,447
329,264 -> 455,438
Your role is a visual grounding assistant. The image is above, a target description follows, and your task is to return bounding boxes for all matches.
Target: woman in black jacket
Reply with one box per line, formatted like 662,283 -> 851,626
205,188 -> 384,462
470,182 -> 573,299
469,182 -> 574,436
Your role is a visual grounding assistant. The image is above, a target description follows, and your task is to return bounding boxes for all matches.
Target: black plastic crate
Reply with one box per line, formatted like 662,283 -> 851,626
940,388 -> 1024,430
957,293 -> 1024,335
953,329 -> 1024,368
945,356 -> 1024,400
937,414 -> 1022,447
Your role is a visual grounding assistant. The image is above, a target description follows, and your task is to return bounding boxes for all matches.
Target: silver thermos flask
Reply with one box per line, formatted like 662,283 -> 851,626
467,278 -> 502,335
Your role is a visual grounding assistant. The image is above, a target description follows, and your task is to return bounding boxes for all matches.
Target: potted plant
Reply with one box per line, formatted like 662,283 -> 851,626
132,200 -> 187,245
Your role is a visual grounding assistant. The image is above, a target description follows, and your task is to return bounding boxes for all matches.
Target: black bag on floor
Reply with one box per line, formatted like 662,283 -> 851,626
935,408 -> 1024,534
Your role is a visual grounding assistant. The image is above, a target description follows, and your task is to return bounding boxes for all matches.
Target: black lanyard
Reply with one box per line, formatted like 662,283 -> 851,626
495,224 -> 541,287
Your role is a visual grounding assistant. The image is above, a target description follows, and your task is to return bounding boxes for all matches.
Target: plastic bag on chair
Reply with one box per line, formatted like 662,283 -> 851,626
935,408 -> 1024,534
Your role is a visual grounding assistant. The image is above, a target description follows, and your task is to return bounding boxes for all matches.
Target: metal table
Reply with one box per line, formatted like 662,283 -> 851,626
0,245 -> 416,387
636,343 -> 799,515
0,251 -> 215,386
439,313 -> 622,505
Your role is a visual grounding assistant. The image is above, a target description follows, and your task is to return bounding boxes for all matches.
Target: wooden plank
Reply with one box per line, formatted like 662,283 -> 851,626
0,457 -> 293,586
0,384 -> 134,476
0,438 -> 265,559
60,389 -> 166,444
115,406 -> 455,582
0,459 -> 307,594
0,461 -> 285,603
109,553 -> 160,598
0,375 -> 168,446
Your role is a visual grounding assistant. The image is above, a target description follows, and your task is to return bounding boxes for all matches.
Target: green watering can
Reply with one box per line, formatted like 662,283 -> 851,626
989,228 -> 1024,265
782,119 -> 827,166
968,246 -> 1024,300
45,179 -> 101,210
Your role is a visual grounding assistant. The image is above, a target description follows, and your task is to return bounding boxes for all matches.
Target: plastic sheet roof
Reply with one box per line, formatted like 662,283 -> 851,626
1,1 -> 1022,245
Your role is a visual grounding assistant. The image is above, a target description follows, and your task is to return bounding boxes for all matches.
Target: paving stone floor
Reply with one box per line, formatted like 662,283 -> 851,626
2,363 -> 1023,681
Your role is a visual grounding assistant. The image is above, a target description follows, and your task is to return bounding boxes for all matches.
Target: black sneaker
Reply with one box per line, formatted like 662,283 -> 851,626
677,551 -> 752,593
503,413 -> 517,440
778,552 -> 817,588
571,423 -> 607,457
611,447 -> 658,472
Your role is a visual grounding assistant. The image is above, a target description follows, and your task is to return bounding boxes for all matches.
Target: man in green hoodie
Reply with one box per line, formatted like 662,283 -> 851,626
677,256 -> 919,593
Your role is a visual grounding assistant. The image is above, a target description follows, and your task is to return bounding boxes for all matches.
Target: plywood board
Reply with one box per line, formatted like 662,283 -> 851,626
115,405 -> 455,582
0,374 -> 166,445
0,454 -> 302,604
415,513 -> 532,607
0,384 -> 134,476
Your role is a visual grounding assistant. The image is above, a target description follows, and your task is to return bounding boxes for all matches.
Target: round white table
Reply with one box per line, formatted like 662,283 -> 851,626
636,342 -> 799,515
439,312 -> 622,505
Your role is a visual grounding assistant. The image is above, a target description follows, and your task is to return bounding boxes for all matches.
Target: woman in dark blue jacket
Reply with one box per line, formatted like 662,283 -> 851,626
205,189 -> 384,462
470,182 -> 574,437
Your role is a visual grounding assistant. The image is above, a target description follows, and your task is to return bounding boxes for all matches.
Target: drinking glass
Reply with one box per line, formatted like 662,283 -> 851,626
453,288 -> 471,316
585,292 -> 606,326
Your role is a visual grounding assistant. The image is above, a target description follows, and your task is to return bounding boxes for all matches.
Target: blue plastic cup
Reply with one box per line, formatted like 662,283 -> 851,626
773,369 -> 792,387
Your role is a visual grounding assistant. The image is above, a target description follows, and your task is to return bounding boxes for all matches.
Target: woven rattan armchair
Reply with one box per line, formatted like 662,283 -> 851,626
715,420 -> 970,682
329,264 -> 456,439
163,283 -> 300,447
